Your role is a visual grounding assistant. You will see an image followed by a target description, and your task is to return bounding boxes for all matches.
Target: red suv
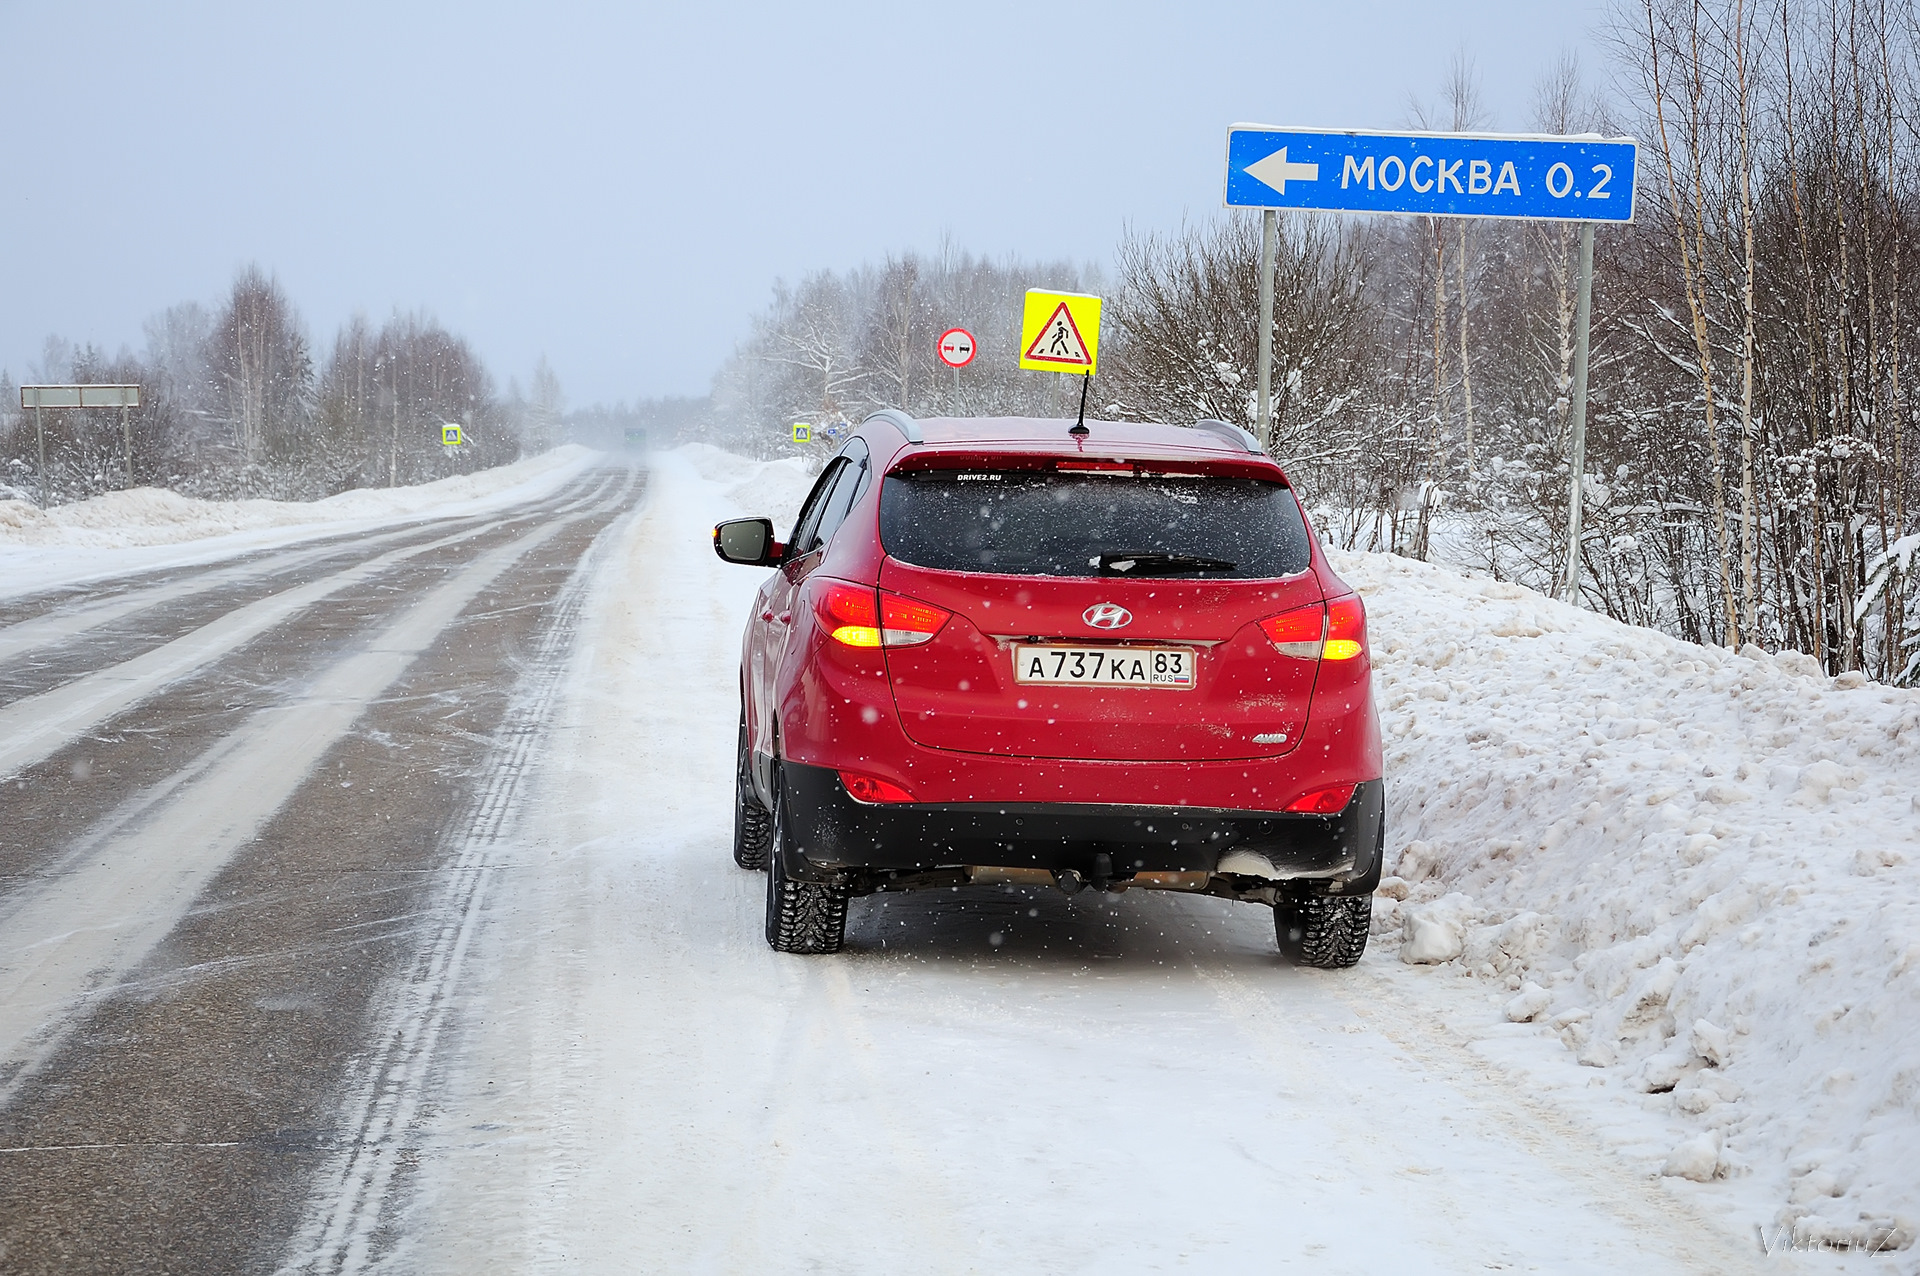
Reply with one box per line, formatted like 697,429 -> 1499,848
713,412 -> 1384,966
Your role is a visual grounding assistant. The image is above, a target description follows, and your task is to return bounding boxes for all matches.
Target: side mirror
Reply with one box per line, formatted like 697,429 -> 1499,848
713,518 -> 782,566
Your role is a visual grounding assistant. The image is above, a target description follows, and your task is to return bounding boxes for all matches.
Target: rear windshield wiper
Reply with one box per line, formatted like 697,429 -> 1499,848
1089,551 -> 1237,576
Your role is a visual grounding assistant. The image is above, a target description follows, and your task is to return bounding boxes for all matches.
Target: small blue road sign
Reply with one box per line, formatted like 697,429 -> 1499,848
1225,126 -> 1637,223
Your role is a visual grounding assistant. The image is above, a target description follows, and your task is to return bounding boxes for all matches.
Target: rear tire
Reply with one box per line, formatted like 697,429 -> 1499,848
1275,893 -> 1370,969
733,716 -> 770,870
764,767 -> 849,954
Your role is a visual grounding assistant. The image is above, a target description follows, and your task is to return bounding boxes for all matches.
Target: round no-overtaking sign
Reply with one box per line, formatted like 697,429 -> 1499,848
937,328 -> 976,369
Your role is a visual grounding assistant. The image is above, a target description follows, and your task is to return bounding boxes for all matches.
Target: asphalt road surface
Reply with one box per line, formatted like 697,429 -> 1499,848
0,464 -> 644,1274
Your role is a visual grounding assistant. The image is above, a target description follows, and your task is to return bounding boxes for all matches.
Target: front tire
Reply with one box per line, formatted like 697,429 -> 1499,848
1276,893 -> 1370,969
733,716 -> 770,870
763,767 -> 849,954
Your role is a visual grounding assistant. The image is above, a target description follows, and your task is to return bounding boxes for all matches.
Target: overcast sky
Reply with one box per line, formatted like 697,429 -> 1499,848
1,0 -> 1611,406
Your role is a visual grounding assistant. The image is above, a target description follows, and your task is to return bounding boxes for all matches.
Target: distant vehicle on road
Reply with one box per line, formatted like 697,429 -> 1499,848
713,412 -> 1384,965
623,426 -> 648,450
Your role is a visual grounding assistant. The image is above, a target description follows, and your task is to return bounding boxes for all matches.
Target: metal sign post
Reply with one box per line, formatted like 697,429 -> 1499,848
19,384 -> 142,501
440,423 -> 467,476
1562,224 -> 1596,603
1224,125 -> 1637,602
938,327 -> 976,413
1256,210 -> 1276,446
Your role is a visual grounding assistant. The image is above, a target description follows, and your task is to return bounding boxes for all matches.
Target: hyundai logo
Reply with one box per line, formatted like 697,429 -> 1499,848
1083,603 -> 1132,630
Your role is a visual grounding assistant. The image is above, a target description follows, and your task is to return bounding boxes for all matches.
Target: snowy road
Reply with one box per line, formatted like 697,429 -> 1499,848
0,462 -> 645,1272
300,451 -> 1793,1275
3,447 -> 1886,1272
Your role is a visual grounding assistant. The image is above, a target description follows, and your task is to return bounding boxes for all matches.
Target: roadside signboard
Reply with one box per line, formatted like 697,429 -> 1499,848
20,384 -> 145,496
1018,291 -> 1102,376
21,384 -> 141,409
791,422 -> 811,444
1225,126 -> 1638,223
441,423 -> 464,446
1223,124 -> 1637,605
937,327 -> 977,369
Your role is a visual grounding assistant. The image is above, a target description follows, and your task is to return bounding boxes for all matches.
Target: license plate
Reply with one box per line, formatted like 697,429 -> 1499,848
1012,645 -> 1196,689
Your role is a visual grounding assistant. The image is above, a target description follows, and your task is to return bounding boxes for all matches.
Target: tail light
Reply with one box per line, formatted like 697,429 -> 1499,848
880,593 -> 951,647
816,582 -> 952,648
1259,603 -> 1325,659
1258,596 -> 1367,661
839,770 -> 914,803
817,582 -> 883,647
1324,595 -> 1366,661
1285,782 -> 1356,814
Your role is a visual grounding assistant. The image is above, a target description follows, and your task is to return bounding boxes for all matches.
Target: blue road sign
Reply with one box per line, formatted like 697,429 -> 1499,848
1225,126 -> 1637,223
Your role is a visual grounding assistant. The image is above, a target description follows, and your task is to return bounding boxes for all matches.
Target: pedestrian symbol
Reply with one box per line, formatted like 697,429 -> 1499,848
441,423 -> 464,446
791,422 -> 812,443
1018,290 -> 1101,376
1034,308 -> 1084,361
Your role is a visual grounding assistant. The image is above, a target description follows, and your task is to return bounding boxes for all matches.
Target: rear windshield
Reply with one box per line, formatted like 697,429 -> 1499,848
879,469 -> 1313,579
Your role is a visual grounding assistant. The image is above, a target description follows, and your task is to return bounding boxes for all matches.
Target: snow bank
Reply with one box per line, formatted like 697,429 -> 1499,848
1337,548 -> 1920,1252
669,442 -> 816,531
0,446 -> 596,550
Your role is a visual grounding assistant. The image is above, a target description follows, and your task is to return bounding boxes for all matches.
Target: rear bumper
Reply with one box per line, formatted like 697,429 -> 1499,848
779,762 -> 1384,894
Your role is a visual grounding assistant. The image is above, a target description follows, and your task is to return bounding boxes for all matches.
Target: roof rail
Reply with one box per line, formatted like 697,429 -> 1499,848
864,408 -> 924,445
1192,418 -> 1263,453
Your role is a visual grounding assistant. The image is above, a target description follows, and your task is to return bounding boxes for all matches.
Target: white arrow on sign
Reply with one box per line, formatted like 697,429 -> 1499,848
1244,146 -> 1319,194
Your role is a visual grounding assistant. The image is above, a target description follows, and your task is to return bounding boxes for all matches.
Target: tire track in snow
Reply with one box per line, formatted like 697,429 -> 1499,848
0,470 -> 623,683
0,472 -> 634,1103
0,521 -> 481,670
0,467 -> 621,668
277,468 -> 643,1275
705,958 -> 971,1274
813,961 -> 971,1266
384,464 -> 800,1272
0,472 -> 621,781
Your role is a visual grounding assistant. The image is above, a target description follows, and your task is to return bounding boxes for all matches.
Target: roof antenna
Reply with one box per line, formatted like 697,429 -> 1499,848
1068,375 -> 1090,436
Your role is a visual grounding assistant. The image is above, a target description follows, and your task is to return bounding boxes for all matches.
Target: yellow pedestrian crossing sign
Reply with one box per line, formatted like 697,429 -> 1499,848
1019,289 -> 1101,376
791,422 -> 811,443
441,423 -> 464,445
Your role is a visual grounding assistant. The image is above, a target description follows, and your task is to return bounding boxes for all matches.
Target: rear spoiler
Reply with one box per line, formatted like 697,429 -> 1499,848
885,451 -> 1289,484
864,408 -> 924,445
868,410 -> 1262,456
1192,419 -> 1263,453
